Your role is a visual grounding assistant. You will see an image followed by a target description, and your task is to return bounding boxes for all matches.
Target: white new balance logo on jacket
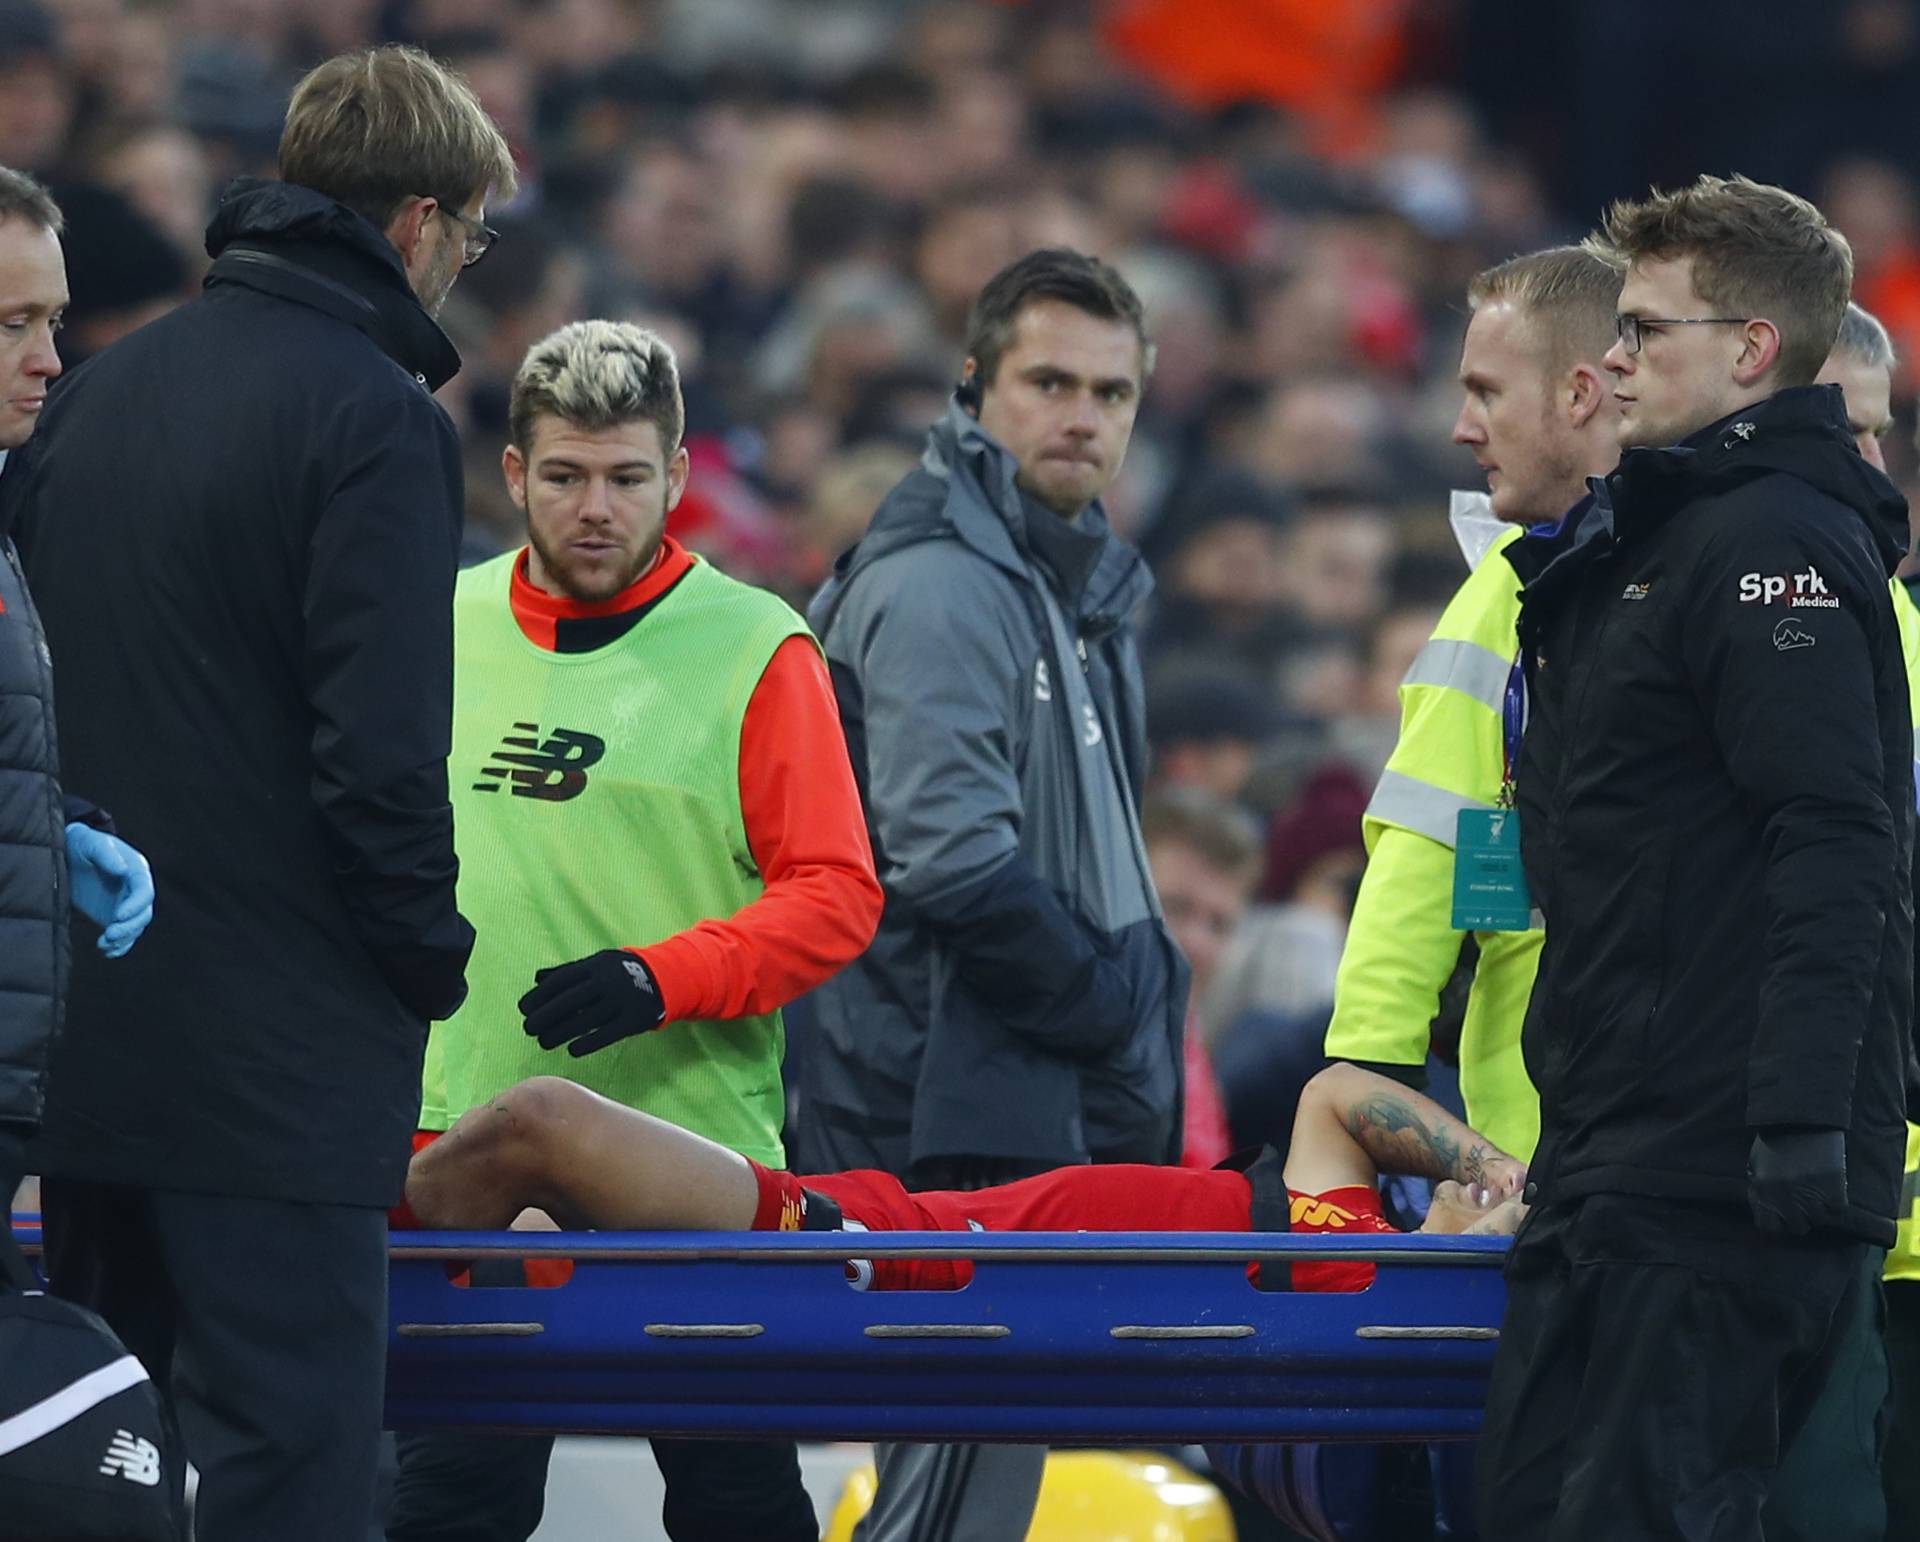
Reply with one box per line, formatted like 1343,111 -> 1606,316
99,1428 -> 160,1486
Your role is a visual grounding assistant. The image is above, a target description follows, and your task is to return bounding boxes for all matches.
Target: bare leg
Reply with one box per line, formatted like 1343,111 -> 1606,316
406,1076 -> 760,1232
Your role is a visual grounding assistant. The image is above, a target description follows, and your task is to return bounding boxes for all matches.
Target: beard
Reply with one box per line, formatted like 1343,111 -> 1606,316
527,513 -> 666,603
418,241 -> 464,318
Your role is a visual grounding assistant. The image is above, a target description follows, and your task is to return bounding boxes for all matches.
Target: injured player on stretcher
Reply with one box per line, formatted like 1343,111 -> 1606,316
403,1061 -> 1528,1291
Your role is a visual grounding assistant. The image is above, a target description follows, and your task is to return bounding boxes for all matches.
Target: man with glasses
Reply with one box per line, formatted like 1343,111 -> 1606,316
1475,175 -> 1913,1540
0,46 -> 512,1542
440,203 -> 500,269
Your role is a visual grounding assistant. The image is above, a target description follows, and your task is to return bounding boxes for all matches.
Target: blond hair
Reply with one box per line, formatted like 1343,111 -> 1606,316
280,46 -> 516,232
1468,244 -> 1622,380
509,321 -> 684,454
1595,174 -> 1852,388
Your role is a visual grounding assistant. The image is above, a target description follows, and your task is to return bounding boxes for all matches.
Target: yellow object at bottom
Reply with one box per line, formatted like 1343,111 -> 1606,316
826,1449 -> 1236,1542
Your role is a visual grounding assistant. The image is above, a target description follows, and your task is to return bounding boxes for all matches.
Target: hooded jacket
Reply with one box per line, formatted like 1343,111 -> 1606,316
800,402 -> 1186,1174
3,179 -> 476,1206
1506,385 -> 1914,1244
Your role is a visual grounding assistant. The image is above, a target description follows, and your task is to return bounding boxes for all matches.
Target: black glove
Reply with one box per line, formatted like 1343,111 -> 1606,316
1746,1126 -> 1847,1236
519,949 -> 666,1057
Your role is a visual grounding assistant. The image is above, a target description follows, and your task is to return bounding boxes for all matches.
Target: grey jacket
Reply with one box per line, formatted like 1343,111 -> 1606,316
801,402 -> 1186,1174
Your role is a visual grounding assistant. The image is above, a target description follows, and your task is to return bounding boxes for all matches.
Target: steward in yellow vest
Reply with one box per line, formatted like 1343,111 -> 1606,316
1325,246 -> 1625,1164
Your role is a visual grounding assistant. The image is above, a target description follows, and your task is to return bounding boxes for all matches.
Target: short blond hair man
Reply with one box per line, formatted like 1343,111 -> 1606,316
5,45 -> 511,1542
387,320 -> 879,1542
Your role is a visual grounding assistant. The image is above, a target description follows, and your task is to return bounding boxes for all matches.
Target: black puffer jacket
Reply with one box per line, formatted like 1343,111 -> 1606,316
1507,385 -> 1914,1245
5,180 -> 476,1206
0,526 -> 68,1136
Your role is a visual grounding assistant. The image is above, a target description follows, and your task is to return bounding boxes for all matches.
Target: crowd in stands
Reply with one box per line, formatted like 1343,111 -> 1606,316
7,0 -> 1919,1145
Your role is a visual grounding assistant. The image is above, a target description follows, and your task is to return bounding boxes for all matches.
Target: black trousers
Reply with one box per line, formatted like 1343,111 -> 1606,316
1475,1193 -> 1866,1542
387,1261 -> 816,1542
387,1428 -> 818,1541
41,1178 -> 390,1542
1761,1247 -> 1889,1541
1886,1278 -> 1920,1536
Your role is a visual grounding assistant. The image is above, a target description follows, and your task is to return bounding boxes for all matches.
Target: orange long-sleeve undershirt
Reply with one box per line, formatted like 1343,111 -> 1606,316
509,539 -> 881,1024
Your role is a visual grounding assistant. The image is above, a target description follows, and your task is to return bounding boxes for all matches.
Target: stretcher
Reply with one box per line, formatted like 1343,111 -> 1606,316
381,1228 -> 1508,1444
10,1219 -> 1507,1441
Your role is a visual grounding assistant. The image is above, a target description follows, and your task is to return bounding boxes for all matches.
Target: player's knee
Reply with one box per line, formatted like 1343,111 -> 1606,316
492,1075 -> 593,1158
407,1077 -> 585,1225
1302,1061 -> 1356,1104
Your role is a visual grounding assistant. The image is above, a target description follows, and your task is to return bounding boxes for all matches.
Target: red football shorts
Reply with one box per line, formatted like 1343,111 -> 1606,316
747,1161 -> 1397,1292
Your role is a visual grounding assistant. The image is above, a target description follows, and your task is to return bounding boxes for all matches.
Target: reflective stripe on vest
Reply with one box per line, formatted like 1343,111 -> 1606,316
1400,636 -> 1513,714
1366,768 -> 1490,848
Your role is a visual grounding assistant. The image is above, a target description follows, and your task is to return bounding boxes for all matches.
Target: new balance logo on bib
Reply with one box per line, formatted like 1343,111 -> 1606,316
471,723 -> 607,801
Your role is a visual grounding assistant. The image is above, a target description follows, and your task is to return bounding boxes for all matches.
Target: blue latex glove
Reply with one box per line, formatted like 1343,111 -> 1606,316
64,823 -> 154,957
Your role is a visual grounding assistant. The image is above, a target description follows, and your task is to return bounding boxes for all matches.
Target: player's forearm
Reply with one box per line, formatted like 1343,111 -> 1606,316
1319,1062 -> 1514,1188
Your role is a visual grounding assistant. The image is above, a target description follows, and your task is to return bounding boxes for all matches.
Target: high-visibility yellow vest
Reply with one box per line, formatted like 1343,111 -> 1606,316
1887,579 -> 1920,1283
1326,523 -> 1543,1161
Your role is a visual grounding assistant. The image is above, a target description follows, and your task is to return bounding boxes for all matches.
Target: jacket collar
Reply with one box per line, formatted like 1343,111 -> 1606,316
1509,385 -> 1910,596
856,397 -> 1153,630
1605,385 -> 1907,568
202,179 -> 462,391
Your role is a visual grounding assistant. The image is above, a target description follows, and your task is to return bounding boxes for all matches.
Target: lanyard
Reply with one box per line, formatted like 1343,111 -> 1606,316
1500,656 -> 1526,807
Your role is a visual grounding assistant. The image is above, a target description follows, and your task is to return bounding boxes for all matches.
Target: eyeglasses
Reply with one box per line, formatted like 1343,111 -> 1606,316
436,202 -> 499,268
1614,314 -> 1749,355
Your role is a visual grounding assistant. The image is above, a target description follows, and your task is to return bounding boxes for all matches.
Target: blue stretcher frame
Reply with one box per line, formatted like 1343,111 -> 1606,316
10,1220 -> 1509,1442
383,1229 -> 1510,1444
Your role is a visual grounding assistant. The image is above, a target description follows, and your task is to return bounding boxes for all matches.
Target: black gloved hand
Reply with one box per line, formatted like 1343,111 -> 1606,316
519,949 -> 666,1057
1746,1126 -> 1847,1236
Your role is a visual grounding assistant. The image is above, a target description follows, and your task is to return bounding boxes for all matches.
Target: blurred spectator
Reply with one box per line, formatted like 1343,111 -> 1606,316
1142,464 -> 1296,675
914,181 -> 1023,347
0,1 -> 72,171
1823,157 -> 1920,396
797,437 -> 914,587
1146,660 -> 1277,804
1140,786 -> 1263,1171
1335,590 -> 1449,782
1243,376 -> 1396,491
1205,761 -> 1369,1153
1276,489 -> 1397,632
1202,761 -> 1368,1040
45,179 -> 188,363
1105,0 -> 1411,154
80,121 -> 216,270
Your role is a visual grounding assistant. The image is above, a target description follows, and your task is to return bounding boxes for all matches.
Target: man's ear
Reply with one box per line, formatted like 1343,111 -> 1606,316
502,442 -> 528,511
385,195 -> 434,271
664,445 -> 691,513
956,358 -> 984,415
1731,318 -> 1783,389
1566,363 -> 1608,430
